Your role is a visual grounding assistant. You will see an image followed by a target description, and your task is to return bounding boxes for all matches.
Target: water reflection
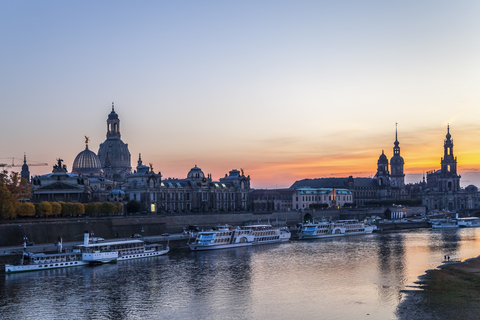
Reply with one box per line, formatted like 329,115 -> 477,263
2,229 -> 480,320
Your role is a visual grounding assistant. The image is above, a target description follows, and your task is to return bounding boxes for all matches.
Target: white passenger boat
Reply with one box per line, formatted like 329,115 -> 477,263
431,220 -> 459,229
457,217 -> 480,228
5,231 -> 169,274
297,220 -> 375,240
188,225 -> 291,251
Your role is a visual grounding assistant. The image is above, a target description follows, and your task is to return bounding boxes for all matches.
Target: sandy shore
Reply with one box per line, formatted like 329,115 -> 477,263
397,256 -> 480,320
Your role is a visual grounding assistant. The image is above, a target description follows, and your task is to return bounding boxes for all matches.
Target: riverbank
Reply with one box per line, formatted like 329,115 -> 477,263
0,211 -> 303,246
397,256 -> 480,319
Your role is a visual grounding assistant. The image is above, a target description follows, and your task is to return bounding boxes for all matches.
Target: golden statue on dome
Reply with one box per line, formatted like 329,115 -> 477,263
85,136 -> 89,149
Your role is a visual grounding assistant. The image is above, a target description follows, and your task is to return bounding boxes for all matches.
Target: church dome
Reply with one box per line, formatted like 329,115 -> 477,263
390,154 -> 404,165
465,185 -> 478,193
72,147 -> 102,176
378,151 -> 388,164
108,109 -> 119,120
187,165 -> 205,179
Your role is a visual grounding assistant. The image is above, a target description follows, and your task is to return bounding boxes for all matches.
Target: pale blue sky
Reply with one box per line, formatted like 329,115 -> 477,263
1,1 -> 480,187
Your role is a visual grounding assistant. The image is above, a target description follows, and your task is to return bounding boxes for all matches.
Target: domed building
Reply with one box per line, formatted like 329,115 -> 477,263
187,165 -> 206,181
374,150 -> 389,187
72,138 -> 102,177
98,103 -> 132,182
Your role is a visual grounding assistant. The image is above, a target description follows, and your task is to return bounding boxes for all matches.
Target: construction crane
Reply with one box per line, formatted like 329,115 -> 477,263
0,155 -> 48,169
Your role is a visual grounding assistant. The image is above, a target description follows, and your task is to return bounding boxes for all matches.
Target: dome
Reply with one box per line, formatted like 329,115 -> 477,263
72,147 -> 102,176
390,154 -> 404,165
465,185 -> 478,193
108,108 -> 119,120
377,151 -> 388,164
446,125 -> 451,140
187,165 -> 205,179
110,189 -> 125,196
98,140 -> 131,169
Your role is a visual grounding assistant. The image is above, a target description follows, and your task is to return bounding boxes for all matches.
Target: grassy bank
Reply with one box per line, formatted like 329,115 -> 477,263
398,257 -> 480,320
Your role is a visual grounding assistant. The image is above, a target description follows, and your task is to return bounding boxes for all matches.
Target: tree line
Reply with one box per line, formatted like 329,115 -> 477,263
0,170 -> 123,220
14,201 -> 123,218
0,171 -> 30,219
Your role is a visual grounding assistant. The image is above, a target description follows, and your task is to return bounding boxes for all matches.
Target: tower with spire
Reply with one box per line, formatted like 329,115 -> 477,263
423,125 -> 463,211
20,153 -> 30,183
438,125 -> 460,192
390,123 -> 405,192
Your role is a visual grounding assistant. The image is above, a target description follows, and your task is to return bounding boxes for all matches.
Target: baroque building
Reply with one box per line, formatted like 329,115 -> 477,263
30,104 -> 251,211
291,125 -> 407,207
31,159 -> 91,203
97,103 -> 132,182
422,126 -> 476,211
124,157 -> 251,213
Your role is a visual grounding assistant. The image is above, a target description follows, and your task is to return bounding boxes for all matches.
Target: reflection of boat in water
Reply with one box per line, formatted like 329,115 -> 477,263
457,217 -> 480,228
5,231 -> 169,274
297,220 -> 375,240
188,225 -> 291,251
431,220 -> 459,229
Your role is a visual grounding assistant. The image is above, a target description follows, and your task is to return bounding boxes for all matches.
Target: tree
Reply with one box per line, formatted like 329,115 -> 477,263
16,202 -> 35,217
72,203 -> 85,215
126,200 -> 141,214
85,202 -> 100,215
60,202 -> 75,216
100,201 -> 116,215
51,202 -> 62,216
39,201 -> 53,216
0,171 -> 31,202
0,184 -> 16,219
115,202 -> 122,214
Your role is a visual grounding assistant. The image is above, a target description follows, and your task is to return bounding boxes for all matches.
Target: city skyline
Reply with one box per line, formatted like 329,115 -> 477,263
2,1 -> 480,188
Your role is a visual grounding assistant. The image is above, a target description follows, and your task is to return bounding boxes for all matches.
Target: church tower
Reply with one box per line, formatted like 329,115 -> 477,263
439,125 -> 460,191
98,103 -> 132,181
20,153 -> 30,183
390,124 -> 405,189
374,150 -> 389,187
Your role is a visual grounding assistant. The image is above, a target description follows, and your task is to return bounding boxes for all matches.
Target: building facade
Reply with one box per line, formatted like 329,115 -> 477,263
250,189 -> 294,211
124,156 -> 251,214
292,187 -> 353,210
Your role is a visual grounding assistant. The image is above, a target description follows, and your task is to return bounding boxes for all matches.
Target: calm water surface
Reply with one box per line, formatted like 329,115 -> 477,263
1,228 -> 480,320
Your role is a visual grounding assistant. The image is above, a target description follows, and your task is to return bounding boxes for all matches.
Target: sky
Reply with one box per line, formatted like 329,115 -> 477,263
1,1 -> 480,188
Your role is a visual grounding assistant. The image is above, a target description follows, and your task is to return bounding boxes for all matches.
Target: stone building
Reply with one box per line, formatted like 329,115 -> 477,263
422,126 -> 476,211
124,157 -> 251,214
97,103 -> 132,182
291,126 -> 407,206
290,177 -> 378,207
31,159 -> 91,203
30,104 -> 252,211
292,187 -> 353,210
250,189 -> 294,211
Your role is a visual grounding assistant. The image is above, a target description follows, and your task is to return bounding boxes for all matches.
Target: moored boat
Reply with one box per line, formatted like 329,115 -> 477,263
431,220 -> 459,229
188,225 -> 291,251
5,231 -> 169,274
297,220 -> 375,240
457,217 -> 480,228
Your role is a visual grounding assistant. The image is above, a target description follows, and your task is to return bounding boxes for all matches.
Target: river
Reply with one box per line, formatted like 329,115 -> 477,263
1,228 -> 479,320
